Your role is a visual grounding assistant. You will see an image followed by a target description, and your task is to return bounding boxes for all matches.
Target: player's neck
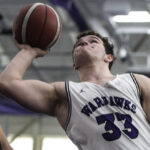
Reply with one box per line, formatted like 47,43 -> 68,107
78,63 -> 114,83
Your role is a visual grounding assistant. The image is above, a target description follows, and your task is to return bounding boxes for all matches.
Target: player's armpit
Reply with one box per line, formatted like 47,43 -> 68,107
0,79 -> 67,116
134,74 -> 150,123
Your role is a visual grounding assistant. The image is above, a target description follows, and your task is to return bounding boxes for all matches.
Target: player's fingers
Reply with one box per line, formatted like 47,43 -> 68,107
14,39 -> 30,50
31,47 -> 49,58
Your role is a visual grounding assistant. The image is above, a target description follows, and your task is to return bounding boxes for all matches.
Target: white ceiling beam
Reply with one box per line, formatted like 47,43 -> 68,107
116,26 -> 150,34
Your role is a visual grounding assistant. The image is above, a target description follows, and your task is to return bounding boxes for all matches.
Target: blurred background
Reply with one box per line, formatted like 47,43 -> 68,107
0,0 -> 150,149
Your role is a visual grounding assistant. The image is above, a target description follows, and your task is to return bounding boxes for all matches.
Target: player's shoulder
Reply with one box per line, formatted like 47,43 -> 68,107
132,73 -> 150,95
52,81 -> 66,93
52,81 -> 65,87
52,81 -> 68,101
115,73 -> 149,91
118,72 -> 148,81
133,73 -> 150,84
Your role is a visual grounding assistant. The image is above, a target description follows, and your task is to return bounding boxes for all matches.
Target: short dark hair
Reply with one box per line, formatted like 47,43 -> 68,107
73,30 -> 115,70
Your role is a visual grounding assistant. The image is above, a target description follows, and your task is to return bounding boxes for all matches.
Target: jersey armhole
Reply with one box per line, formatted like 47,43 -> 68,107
64,81 -> 72,131
130,72 -> 142,103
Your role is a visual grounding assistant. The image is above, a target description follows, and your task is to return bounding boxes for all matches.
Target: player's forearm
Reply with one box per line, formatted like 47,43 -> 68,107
0,49 -> 36,81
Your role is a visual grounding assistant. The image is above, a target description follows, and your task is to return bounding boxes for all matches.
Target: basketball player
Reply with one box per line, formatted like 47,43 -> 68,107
0,126 -> 13,150
0,30 -> 149,149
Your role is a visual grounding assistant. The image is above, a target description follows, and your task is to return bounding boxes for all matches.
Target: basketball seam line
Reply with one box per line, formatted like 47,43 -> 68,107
22,3 -> 44,43
46,5 -> 61,48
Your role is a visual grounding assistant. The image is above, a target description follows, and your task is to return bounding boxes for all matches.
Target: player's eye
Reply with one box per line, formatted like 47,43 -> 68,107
75,42 -> 81,47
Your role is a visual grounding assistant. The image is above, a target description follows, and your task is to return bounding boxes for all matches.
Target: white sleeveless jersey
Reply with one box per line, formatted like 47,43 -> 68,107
65,73 -> 150,150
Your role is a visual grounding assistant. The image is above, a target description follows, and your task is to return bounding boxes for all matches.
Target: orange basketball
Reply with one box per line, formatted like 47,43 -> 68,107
13,2 -> 62,49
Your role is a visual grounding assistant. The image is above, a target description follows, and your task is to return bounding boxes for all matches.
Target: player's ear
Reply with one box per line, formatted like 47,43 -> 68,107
72,53 -> 78,70
73,63 -> 75,70
73,63 -> 78,70
104,54 -> 114,63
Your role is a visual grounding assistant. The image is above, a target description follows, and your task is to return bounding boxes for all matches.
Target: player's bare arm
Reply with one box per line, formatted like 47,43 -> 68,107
134,74 -> 150,122
0,44 -> 68,128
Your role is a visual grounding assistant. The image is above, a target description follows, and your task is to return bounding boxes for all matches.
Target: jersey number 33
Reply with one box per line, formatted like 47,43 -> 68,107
96,112 -> 139,141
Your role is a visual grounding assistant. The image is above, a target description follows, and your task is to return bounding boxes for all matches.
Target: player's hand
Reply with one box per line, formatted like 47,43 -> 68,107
14,40 -> 50,58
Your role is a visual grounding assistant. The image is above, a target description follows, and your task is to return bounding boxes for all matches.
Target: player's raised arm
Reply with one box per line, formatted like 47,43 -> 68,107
0,44 -> 67,118
0,2 -> 69,129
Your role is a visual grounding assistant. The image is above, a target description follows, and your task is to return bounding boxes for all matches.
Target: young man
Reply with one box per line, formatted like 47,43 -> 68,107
0,30 -> 149,149
0,126 -> 13,150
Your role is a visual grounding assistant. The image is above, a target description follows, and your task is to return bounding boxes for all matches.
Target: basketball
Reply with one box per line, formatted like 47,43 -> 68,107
13,2 -> 62,49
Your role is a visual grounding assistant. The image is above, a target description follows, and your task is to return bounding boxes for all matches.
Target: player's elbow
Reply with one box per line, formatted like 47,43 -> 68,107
0,79 -> 10,94
0,76 -> 15,95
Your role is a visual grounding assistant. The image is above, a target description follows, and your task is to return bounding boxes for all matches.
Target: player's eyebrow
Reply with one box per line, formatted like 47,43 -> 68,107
74,35 -> 102,47
88,35 -> 102,42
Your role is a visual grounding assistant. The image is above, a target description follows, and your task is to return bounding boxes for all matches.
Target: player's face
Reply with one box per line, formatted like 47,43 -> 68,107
73,35 -> 107,69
